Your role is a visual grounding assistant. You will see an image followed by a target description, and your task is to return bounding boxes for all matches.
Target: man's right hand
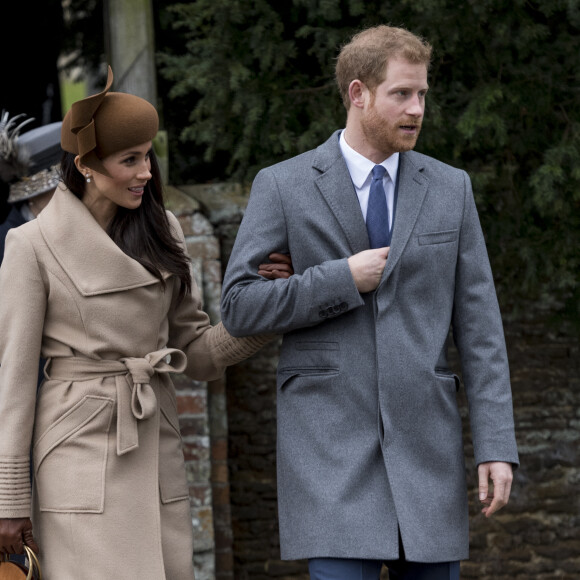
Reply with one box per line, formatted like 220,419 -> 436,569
0,517 -> 39,555
348,247 -> 390,293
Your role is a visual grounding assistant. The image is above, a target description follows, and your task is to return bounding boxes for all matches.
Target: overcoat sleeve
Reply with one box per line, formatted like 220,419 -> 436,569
0,228 -> 46,518
220,168 -> 364,337
166,212 -> 275,381
452,172 -> 519,467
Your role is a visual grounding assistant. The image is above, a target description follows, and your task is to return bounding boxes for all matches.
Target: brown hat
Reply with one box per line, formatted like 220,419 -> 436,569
61,66 -> 159,177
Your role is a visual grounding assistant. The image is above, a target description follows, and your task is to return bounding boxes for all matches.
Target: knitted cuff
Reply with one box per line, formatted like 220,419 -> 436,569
0,455 -> 32,518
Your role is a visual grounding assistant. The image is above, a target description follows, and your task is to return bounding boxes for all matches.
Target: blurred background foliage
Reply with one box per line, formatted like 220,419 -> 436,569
154,0 -> 580,332
38,0 -> 580,330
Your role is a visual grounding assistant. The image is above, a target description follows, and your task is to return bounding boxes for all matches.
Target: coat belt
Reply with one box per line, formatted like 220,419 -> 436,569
45,348 -> 187,456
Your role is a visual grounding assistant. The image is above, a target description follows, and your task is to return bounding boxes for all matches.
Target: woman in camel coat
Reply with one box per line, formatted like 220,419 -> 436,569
0,68 -> 287,579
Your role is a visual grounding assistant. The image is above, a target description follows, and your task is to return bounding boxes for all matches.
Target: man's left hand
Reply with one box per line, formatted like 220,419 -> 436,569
478,461 -> 513,518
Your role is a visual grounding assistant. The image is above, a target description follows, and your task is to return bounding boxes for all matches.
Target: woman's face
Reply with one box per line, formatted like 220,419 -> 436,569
79,141 -> 153,227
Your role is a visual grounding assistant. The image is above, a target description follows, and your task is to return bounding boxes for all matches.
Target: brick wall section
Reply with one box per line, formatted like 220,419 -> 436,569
179,183 -> 580,580
456,315 -> 580,580
164,185 -> 233,580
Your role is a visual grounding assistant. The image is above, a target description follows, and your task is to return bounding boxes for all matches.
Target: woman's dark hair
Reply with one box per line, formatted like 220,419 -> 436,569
60,149 -> 192,299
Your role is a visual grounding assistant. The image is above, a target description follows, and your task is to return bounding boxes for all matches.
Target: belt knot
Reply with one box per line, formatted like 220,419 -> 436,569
116,348 -> 187,455
123,357 -> 155,386
41,349 -> 187,457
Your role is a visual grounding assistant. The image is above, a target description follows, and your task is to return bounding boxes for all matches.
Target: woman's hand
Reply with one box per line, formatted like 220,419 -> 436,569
0,517 -> 39,555
258,253 -> 294,279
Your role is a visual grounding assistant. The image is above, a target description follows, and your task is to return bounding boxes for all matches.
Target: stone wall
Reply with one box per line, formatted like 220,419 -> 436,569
453,312 -> 580,579
174,183 -> 580,580
164,185 -> 229,580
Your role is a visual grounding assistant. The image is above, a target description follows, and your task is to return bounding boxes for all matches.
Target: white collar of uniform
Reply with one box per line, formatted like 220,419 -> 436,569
339,129 -> 399,188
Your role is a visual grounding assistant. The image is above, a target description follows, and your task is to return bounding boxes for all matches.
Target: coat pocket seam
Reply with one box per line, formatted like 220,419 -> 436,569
159,405 -> 189,504
418,230 -> 458,246
277,367 -> 339,390
34,396 -> 114,469
435,369 -> 461,392
279,367 -> 339,374
34,396 -> 113,513
295,342 -> 339,351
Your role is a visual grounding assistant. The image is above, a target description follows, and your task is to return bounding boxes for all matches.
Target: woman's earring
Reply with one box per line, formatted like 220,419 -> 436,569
86,174 -> 91,183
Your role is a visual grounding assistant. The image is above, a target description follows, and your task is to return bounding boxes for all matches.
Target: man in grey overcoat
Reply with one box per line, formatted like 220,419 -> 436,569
221,25 -> 519,580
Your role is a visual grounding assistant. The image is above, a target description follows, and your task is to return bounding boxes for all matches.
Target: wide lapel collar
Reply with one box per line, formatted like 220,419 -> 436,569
381,151 -> 429,282
313,130 -> 370,255
38,185 -> 161,296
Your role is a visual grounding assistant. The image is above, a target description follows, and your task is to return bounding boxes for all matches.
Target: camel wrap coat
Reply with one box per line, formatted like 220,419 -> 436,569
0,185 -> 271,579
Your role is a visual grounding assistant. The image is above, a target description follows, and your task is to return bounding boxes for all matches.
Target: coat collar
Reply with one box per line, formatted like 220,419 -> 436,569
381,150 -> 429,282
37,185 -> 162,296
312,131 -> 430,269
312,130 -> 370,254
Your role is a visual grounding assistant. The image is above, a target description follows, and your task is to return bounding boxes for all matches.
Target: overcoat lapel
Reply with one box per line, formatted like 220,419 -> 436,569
37,185 -> 162,296
312,131 -> 370,255
380,151 -> 429,284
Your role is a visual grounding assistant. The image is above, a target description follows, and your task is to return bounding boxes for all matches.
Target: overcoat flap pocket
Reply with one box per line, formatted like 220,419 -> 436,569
158,387 -> 190,504
418,230 -> 458,246
278,341 -> 340,390
33,395 -> 113,512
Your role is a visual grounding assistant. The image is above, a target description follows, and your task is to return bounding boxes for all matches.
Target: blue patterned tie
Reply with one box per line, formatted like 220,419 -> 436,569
366,165 -> 390,248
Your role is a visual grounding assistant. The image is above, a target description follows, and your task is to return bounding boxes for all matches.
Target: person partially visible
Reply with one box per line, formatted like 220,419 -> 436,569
0,66 -> 292,580
221,24 -> 519,580
0,118 -> 62,398
0,117 -> 61,263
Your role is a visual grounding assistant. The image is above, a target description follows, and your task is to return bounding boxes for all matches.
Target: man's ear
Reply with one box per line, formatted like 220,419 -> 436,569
348,79 -> 367,109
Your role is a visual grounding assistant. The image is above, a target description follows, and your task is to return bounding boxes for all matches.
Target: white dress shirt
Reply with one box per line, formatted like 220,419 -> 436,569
339,129 -> 399,231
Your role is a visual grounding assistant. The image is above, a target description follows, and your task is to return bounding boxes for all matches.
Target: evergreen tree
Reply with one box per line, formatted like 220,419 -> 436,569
157,0 -> 579,328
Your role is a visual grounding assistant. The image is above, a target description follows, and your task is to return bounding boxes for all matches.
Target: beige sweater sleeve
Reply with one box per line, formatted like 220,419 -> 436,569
0,229 -> 46,518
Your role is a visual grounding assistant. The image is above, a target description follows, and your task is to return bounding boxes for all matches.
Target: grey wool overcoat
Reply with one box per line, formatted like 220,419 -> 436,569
0,186 -> 270,579
220,130 -> 519,563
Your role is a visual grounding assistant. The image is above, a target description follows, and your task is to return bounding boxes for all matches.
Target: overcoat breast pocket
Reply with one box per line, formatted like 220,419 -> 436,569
406,229 -> 460,290
417,229 -> 458,246
33,394 -> 114,513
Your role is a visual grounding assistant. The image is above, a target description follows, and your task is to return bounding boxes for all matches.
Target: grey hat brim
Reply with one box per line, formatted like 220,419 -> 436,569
8,164 -> 60,203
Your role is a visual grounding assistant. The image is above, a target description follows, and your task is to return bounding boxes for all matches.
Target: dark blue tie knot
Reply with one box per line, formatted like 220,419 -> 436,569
372,164 -> 387,181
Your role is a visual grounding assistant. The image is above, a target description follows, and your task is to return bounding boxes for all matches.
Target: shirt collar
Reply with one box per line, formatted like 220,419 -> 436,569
339,129 -> 399,188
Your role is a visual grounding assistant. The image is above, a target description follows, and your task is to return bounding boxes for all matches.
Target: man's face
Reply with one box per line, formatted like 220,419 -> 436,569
360,57 -> 429,158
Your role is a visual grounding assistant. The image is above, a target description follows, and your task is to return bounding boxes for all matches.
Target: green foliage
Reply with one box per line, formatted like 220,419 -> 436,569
59,0 -> 106,81
157,0 -> 351,180
157,0 -> 580,330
